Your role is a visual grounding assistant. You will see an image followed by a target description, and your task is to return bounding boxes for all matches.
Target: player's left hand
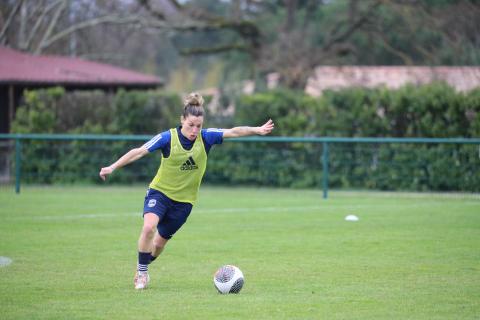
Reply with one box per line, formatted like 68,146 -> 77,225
257,119 -> 274,135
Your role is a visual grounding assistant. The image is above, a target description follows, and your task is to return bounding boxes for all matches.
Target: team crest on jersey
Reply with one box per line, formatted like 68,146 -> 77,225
148,199 -> 157,207
180,156 -> 198,170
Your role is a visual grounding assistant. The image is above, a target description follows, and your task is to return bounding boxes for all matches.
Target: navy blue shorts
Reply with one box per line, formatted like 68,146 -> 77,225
143,188 -> 193,239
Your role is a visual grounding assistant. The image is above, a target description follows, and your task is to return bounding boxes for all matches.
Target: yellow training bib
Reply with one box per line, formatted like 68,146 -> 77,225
149,128 -> 207,204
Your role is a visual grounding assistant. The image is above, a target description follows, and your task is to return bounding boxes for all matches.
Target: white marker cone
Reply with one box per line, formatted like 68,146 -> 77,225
345,215 -> 359,221
0,256 -> 12,267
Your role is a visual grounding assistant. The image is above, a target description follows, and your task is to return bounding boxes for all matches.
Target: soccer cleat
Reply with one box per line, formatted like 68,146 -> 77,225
134,271 -> 150,290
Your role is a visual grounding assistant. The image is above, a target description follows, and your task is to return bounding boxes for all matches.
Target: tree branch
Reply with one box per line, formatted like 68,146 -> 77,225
374,30 -> 414,65
25,0 -> 64,51
180,43 -> 250,55
36,14 -> 150,53
34,0 -> 67,54
137,0 -> 166,20
138,0 -> 261,50
0,0 -> 24,45
323,0 -> 383,53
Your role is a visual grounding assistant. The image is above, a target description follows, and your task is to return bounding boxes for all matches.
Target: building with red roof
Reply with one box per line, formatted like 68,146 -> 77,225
0,46 -> 163,133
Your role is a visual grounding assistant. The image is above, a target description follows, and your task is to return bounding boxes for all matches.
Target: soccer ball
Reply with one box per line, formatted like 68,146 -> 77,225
213,265 -> 244,294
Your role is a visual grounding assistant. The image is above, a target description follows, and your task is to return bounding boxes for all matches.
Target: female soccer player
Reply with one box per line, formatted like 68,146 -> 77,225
99,92 -> 274,290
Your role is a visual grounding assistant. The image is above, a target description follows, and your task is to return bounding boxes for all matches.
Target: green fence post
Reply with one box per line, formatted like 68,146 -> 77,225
322,141 -> 329,199
15,138 -> 22,194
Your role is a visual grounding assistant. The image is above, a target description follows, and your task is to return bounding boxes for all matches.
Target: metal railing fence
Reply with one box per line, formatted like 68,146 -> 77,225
1,133 -> 479,197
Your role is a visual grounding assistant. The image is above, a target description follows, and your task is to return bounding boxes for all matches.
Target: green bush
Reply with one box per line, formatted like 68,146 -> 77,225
10,83 -> 480,191
205,83 -> 480,191
11,88 -> 181,184
113,90 -> 180,134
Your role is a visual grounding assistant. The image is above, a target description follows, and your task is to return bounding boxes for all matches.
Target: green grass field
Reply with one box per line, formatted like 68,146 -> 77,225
1,186 -> 479,319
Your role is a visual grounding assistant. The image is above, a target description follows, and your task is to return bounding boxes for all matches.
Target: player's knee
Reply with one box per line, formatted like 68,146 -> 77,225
141,224 -> 156,237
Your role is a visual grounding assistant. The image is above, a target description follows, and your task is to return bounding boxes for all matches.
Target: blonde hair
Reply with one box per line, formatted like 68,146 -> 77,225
183,92 -> 204,118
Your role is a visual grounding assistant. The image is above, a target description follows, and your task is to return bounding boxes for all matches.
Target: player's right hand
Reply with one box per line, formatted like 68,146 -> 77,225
99,166 -> 114,181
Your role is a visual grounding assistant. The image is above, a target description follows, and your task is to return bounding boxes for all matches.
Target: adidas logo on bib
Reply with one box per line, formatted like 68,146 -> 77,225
180,156 -> 198,171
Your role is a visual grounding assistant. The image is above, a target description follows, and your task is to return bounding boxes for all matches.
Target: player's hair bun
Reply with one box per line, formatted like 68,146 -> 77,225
182,92 -> 205,118
184,92 -> 204,107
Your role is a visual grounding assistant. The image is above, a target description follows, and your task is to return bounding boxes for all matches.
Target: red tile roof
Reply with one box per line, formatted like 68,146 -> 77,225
0,46 -> 162,87
306,66 -> 480,96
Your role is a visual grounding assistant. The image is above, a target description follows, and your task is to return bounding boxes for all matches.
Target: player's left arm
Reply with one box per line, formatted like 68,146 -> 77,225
222,119 -> 274,138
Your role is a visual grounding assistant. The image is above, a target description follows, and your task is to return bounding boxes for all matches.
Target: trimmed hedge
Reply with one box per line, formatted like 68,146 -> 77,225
11,88 -> 180,184
10,83 -> 480,191
205,84 -> 480,191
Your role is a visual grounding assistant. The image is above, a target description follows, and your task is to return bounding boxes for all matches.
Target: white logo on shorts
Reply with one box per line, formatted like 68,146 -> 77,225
148,199 -> 157,207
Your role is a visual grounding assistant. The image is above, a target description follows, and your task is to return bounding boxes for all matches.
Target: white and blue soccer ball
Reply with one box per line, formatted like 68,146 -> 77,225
213,265 -> 244,294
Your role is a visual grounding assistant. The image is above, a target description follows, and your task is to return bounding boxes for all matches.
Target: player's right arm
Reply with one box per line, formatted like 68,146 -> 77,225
99,131 -> 169,181
99,146 -> 149,181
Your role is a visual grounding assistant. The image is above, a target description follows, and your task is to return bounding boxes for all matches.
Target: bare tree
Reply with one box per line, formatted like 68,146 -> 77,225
137,0 -> 261,55
258,0 -> 385,89
0,0 -> 146,54
1,0 -> 478,91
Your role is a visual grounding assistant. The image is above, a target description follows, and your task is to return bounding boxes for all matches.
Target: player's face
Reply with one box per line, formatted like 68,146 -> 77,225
181,115 -> 204,141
